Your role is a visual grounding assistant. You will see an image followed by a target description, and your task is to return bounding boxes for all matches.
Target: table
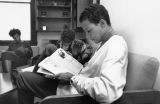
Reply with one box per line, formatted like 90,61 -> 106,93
0,73 -> 15,94
0,50 -> 4,72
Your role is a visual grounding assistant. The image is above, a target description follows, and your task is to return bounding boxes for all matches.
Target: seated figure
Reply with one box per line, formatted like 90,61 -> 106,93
1,28 -> 33,84
33,29 -> 93,73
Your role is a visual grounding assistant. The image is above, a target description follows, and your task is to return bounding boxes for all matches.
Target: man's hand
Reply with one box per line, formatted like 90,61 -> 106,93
45,74 -> 56,79
55,72 -> 74,85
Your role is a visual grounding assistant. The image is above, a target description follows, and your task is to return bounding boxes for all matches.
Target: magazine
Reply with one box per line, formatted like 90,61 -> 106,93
37,48 -> 83,75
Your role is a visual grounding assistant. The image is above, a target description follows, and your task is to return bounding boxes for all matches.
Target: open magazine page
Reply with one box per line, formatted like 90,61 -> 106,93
37,67 -> 54,76
38,48 -> 83,75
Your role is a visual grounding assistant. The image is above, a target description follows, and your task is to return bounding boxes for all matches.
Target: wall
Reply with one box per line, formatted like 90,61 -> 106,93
77,0 -> 90,27
37,32 -> 60,53
100,0 -> 160,90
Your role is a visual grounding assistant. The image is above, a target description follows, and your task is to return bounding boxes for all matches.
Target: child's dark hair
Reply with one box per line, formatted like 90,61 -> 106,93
61,29 -> 75,44
9,28 -> 21,37
79,4 -> 111,26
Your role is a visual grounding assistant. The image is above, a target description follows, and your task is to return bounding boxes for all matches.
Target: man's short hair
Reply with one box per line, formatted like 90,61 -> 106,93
9,28 -> 21,37
61,29 -> 75,44
79,4 -> 111,26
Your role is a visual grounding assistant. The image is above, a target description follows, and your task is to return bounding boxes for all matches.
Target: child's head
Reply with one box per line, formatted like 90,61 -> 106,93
61,29 -> 75,50
61,29 -> 75,46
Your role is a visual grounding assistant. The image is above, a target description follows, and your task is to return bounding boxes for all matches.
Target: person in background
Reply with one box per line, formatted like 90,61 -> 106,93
16,4 -> 130,104
1,28 -> 33,84
32,29 -> 93,73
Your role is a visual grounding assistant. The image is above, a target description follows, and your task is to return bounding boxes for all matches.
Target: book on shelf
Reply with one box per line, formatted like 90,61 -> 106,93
37,48 -> 83,76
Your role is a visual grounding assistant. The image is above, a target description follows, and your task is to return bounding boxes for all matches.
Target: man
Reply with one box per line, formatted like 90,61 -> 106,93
1,28 -> 33,84
16,4 -> 130,104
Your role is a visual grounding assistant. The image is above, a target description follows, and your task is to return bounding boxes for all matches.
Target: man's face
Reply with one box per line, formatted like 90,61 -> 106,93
81,20 -> 102,44
12,34 -> 20,43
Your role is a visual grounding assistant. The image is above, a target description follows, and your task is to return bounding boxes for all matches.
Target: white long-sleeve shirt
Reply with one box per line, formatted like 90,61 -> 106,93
71,35 -> 128,104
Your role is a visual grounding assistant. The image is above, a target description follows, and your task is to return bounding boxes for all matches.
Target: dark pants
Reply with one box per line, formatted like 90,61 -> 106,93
1,52 -> 28,72
16,72 -> 59,104
111,94 -> 133,104
16,72 -> 132,104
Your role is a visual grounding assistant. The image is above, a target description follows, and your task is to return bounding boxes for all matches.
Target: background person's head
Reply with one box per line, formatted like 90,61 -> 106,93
79,4 -> 111,44
61,29 -> 75,50
9,28 -> 21,43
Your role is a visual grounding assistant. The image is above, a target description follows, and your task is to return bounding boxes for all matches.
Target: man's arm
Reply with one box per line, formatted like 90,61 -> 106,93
23,42 -> 33,58
70,37 -> 128,104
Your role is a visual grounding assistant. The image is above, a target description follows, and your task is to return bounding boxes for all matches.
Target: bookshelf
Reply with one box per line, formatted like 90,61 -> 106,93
35,0 -> 74,32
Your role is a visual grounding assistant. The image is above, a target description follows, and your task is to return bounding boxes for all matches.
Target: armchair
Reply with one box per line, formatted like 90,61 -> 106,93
39,52 -> 160,104
0,46 -> 39,94
11,46 -> 40,84
15,46 -> 40,71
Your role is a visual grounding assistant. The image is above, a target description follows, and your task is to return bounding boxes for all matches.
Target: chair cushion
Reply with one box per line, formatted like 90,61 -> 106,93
125,53 -> 159,90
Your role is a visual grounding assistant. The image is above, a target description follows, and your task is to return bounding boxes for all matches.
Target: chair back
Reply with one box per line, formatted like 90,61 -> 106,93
125,52 -> 159,90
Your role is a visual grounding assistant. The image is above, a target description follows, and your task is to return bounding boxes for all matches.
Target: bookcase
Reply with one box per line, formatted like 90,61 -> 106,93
35,0 -> 76,35
35,0 -> 75,32
35,0 -> 78,49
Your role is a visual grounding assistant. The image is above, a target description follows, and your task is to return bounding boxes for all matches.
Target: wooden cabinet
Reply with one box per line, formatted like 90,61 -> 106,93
35,0 -> 74,32
35,0 -> 94,44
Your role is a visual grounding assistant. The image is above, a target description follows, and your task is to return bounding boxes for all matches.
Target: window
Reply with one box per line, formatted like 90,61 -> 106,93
0,0 -> 30,2
0,0 -> 36,45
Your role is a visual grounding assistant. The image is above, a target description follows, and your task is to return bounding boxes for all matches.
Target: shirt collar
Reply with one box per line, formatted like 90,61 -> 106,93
98,28 -> 115,50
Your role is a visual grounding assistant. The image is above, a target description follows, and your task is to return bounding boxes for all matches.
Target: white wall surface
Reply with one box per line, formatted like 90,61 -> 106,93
100,0 -> 160,90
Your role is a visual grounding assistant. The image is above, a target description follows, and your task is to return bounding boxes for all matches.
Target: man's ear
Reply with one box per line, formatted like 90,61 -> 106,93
99,19 -> 107,28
